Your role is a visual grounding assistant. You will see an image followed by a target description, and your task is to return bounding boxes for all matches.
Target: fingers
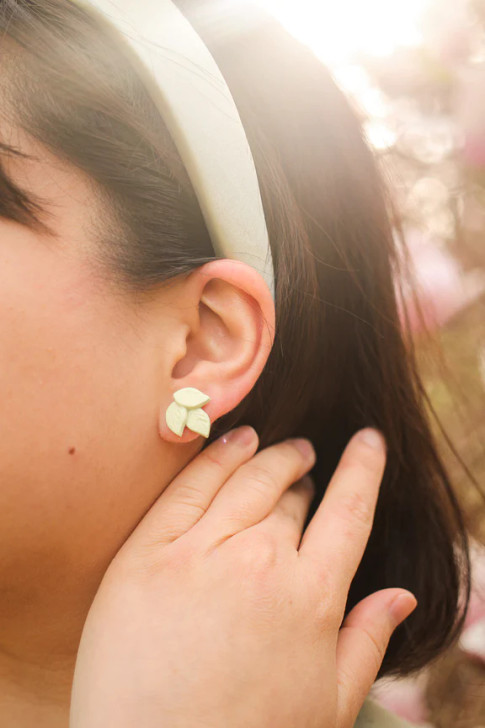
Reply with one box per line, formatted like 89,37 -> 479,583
191,437 -> 316,547
336,588 -> 417,728
298,429 -> 386,601
252,475 -> 316,550
126,426 -> 259,549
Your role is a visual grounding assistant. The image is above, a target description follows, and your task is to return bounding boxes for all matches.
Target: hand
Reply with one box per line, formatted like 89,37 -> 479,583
69,427 -> 417,728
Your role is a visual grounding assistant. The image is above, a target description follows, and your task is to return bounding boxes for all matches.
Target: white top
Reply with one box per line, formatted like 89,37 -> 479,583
355,699 -> 415,727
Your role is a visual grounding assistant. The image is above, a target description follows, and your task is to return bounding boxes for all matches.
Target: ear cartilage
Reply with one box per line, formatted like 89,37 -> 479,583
166,388 -> 211,438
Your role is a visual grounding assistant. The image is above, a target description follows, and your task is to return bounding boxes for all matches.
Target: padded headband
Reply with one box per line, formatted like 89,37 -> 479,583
83,0 -> 276,300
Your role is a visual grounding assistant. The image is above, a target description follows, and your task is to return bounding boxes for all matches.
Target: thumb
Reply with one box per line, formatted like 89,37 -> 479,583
335,588 -> 417,728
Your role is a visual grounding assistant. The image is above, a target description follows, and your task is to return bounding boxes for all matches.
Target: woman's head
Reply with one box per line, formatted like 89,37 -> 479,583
0,0 -> 469,677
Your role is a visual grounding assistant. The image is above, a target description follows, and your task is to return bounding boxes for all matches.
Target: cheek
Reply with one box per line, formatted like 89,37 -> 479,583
0,230 -> 158,570
0,249 -> 129,462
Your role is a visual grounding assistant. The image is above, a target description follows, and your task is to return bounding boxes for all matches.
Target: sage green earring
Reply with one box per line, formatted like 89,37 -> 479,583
165,387 -> 211,438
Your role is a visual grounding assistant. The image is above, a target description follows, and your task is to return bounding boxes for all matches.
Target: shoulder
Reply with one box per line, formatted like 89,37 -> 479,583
354,698 -> 415,728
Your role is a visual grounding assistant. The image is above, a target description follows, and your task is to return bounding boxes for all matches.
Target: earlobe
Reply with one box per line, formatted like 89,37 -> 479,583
159,259 -> 275,444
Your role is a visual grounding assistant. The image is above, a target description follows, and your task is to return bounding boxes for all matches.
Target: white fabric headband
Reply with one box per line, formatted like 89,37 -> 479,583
83,0 -> 276,301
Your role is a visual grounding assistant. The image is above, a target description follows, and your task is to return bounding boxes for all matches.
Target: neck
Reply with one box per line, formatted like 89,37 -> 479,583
0,565 -> 103,728
0,441 -> 201,727
0,650 -> 74,728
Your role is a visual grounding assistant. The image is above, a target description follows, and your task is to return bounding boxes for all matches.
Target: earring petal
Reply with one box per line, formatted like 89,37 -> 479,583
186,407 -> 211,438
166,402 -> 188,437
173,387 -> 210,409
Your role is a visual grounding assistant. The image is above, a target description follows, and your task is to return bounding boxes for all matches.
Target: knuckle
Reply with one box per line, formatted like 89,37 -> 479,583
229,531 -> 281,586
246,463 -> 278,494
202,447 -> 226,472
220,504 -> 253,528
175,481 -> 206,512
243,530 -> 280,572
336,488 -> 373,529
351,440 -> 385,475
352,624 -> 386,674
367,632 -> 386,673
304,555 -> 330,591
158,536 -> 199,574
302,561 -> 342,627
120,535 -> 198,585
232,533 -> 288,615
313,585 -> 344,628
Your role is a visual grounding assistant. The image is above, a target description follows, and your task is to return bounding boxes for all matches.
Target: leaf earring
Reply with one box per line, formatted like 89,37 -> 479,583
165,387 -> 211,438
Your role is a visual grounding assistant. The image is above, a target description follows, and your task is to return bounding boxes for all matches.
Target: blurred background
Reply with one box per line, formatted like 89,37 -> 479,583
253,0 -> 485,725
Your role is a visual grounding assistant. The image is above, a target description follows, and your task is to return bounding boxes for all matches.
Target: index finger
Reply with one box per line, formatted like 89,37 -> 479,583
124,426 -> 259,553
298,428 -> 386,600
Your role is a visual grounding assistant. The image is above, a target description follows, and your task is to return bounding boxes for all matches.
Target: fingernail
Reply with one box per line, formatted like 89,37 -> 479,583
221,426 -> 257,447
388,592 -> 418,626
355,428 -> 386,452
290,438 -> 316,463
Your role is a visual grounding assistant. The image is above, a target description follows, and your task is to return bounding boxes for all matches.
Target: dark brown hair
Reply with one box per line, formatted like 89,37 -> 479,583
0,0 -> 470,676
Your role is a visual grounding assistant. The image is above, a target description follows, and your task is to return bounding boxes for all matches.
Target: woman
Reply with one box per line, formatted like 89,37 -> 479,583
0,0 -> 469,725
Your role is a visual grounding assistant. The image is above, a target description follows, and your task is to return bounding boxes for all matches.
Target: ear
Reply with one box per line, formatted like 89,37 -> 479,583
159,258 -> 276,443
